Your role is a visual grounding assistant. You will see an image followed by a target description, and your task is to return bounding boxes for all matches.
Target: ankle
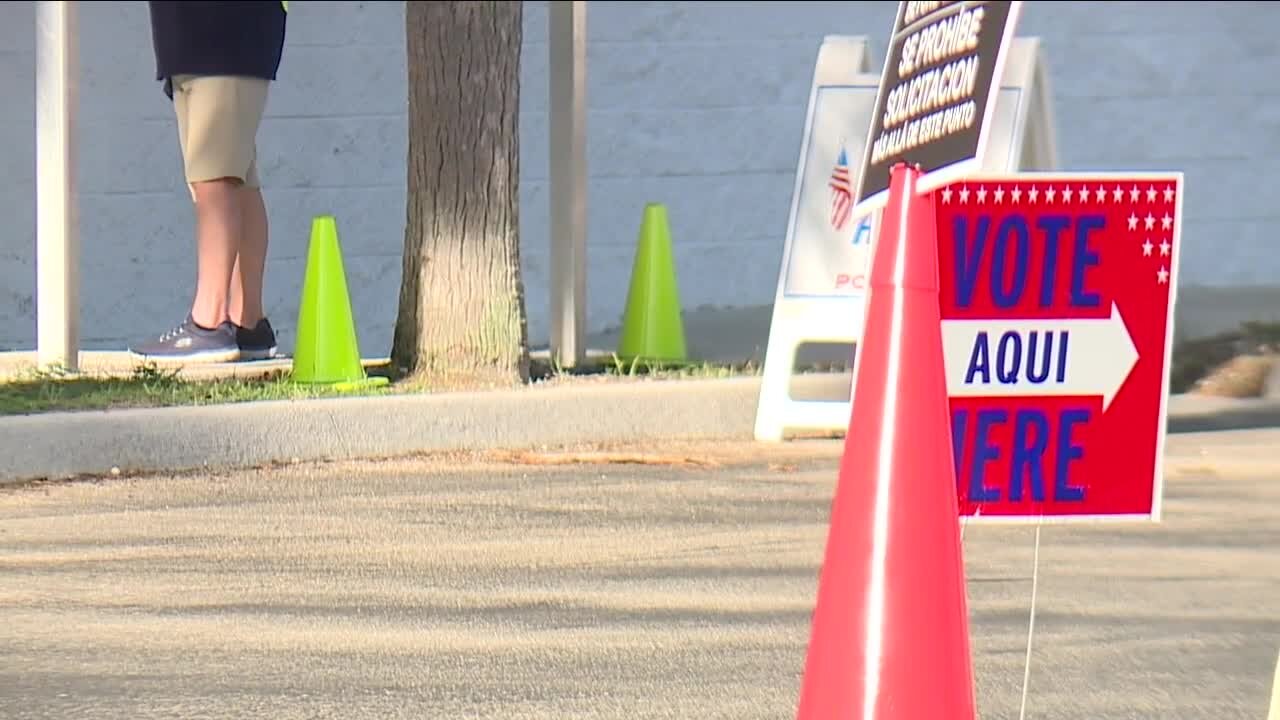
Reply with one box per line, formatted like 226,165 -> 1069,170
230,310 -> 264,329
190,307 -> 228,330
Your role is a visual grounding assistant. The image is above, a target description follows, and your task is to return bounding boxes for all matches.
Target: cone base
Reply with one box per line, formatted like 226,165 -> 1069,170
612,352 -> 692,366
289,372 -> 389,391
332,375 -> 390,392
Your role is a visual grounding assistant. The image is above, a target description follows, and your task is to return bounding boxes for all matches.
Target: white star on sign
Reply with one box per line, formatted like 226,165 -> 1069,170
1046,186 -> 1057,202
994,186 -> 1005,203
1130,185 -> 1141,202
1163,186 -> 1175,203
1096,186 -> 1108,202
976,186 -> 988,203
1157,266 -> 1170,284
1144,213 -> 1156,230
1011,186 -> 1022,203
1160,239 -> 1171,256
1062,186 -> 1073,202
1143,239 -> 1154,256
1147,186 -> 1158,202
1027,186 -> 1038,203
959,186 -> 970,203
942,187 -> 953,203
1161,213 -> 1172,230
1128,213 -> 1139,231
1112,186 -> 1125,202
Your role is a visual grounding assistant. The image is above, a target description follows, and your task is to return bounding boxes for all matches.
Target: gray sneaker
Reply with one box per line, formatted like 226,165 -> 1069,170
129,315 -> 241,363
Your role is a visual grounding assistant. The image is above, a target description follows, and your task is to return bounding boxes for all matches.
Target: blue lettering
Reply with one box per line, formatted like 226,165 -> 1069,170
1071,215 -> 1104,308
996,331 -> 1022,384
852,218 -> 872,246
965,332 -> 991,384
969,409 -> 1006,502
1056,330 -> 1069,383
1010,410 -> 1049,502
1054,408 -> 1089,501
955,406 -> 1093,507
953,215 -> 990,309
967,330 -> 1071,386
951,409 -> 968,488
991,216 -> 1030,309
953,214 -> 1102,312
1035,215 -> 1069,308
1025,330 -> 1059,384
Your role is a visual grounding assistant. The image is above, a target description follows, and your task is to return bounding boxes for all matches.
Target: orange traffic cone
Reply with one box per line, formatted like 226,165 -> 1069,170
794,163 -> 976,719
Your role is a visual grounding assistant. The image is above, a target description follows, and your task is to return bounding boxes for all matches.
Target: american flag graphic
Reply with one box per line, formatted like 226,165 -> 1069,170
829,147 -> 853,231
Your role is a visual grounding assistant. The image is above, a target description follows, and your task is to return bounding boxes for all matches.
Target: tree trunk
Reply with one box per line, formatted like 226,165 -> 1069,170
392,0 -> 529,387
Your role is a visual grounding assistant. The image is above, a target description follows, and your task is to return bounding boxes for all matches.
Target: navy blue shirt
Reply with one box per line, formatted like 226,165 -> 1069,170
149,1 -> 287,98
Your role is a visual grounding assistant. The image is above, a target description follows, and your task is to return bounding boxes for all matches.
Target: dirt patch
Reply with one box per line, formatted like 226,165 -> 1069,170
2,438 -> 846,493
490,450 -> 725,468
1172,321 -> 1280,398
483,439 -> 843,469
1188,354 -> 1277,398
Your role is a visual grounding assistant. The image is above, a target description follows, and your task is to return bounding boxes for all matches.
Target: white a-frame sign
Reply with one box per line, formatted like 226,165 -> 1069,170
754,35 -> 1060,442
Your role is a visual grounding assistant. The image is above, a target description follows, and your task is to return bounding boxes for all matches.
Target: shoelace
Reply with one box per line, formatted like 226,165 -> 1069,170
158,324 -> 189,343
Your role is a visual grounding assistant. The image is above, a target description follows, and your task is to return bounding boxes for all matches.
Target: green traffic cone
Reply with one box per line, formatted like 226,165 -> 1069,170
617,203 -> 688,364
291,215 -> 386,389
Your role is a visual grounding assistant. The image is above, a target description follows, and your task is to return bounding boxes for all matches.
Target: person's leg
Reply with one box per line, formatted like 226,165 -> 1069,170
223,81 -> 278,360
130,75 -> 263,363
229,181 -> 279,361
189,75 -> 269,330
229,184 -> 268,330
189,179 -> 242,330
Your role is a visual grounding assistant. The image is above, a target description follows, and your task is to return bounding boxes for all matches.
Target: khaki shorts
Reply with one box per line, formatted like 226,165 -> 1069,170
171,74 -> 269,190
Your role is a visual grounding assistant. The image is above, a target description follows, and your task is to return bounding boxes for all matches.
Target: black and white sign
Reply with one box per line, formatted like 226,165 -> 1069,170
853,0 -> 1023,209
755,33 -> 1059,444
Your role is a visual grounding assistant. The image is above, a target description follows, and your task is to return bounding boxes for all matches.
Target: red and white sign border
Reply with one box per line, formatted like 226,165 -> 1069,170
942,170 -> 1186,526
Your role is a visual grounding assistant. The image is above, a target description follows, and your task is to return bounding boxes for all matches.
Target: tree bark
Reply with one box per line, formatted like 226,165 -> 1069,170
393,0 -> 529,387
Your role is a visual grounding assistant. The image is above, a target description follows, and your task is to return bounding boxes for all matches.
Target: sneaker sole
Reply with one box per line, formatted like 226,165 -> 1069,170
129,348 -> 242,364
239,346 -> 279,362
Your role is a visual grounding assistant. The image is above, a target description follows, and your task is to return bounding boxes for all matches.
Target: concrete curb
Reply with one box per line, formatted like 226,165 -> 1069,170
1163,394 -> 1280,433
0,377 -> 763,484
3,376 -> 1279,485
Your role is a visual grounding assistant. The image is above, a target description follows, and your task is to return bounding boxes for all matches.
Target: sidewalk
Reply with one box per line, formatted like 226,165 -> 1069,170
4,354 -> 1280,485
1,350 -> 322,382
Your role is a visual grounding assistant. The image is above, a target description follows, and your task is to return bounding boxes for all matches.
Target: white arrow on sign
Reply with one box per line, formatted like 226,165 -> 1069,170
941,301 -> 1139,412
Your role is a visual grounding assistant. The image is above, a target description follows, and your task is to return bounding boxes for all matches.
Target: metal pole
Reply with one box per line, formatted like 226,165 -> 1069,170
548,0 -> 587,369
35,0 -> 80,372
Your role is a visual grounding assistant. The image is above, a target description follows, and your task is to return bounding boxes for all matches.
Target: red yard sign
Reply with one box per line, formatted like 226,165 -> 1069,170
934,173 -> 1183,522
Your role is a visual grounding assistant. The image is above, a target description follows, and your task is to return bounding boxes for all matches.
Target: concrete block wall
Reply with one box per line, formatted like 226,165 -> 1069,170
2,1 -> 1277,354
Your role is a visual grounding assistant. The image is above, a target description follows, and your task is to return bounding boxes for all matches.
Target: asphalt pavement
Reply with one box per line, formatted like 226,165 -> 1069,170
1,434 -> 1277,719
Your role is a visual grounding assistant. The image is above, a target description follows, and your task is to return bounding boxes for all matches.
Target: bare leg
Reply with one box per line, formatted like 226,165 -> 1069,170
229,186 -> 269,328
189,178 -> 242,329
